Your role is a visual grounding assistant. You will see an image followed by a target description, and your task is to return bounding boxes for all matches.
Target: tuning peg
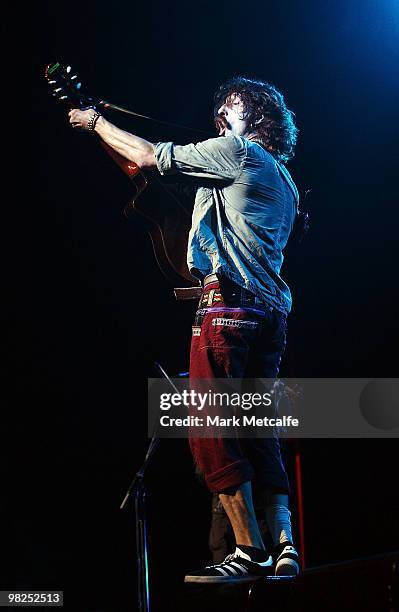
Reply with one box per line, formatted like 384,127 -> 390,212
48,80 -> 57,85
76,82 -> 82,89
66,65 -> 71,73
70,74 -> 78,80
60,95 -> 68,100
54,87 -> 63,93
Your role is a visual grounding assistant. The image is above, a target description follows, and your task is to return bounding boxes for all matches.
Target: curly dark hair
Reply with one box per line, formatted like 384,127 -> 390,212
213,76 -> 298,163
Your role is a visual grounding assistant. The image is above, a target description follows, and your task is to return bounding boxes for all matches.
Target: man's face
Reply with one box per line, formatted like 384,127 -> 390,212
216,93 -> 249,137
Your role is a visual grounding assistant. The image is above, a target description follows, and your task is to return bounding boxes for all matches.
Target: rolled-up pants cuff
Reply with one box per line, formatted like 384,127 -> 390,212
205,459 -> 255,493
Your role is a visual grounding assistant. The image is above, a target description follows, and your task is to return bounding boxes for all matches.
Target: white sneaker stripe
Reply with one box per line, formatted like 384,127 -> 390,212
223,564 -> 239,576
229,561 -> 248,573
215,567 -> 230,577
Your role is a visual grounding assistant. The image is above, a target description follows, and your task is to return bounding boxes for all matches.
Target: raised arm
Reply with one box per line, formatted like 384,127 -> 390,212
68,108 -> 157,169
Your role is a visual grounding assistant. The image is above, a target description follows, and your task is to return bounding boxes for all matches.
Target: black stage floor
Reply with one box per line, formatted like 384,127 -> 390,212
176,551 -> 399,612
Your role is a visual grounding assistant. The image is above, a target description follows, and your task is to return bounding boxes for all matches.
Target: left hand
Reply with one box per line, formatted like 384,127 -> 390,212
68,108 -> 96,131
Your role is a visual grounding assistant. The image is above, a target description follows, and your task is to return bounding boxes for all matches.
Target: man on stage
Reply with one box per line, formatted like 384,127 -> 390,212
69,75 -> 301,582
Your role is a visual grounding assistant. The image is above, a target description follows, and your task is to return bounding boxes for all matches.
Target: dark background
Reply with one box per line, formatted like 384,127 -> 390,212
19,0 -> 399,609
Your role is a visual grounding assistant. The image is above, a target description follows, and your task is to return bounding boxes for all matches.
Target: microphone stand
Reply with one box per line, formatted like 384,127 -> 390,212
120,361 -> 182,612
120,437 -> 158,612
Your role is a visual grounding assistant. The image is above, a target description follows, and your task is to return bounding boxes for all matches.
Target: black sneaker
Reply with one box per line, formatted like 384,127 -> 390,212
273,542 -> 300,576
184,547 -> 273,584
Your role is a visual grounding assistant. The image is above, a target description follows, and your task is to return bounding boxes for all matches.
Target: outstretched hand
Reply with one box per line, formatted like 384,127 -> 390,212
68,108 -> 98,131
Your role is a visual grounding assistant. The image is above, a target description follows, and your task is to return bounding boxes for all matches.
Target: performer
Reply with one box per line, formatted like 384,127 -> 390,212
69,76 -> 300,582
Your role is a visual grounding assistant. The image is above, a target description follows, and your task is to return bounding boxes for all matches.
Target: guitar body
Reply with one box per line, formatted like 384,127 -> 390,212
45,62 -> 199,287
128,175 -> 197,286
99,141 -> 198,286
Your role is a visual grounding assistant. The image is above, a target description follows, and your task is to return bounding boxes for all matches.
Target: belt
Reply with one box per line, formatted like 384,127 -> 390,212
174,274 -> 226,303
173,273 -> 219,301
174,274 -> 271,309
201,274 -> 270,309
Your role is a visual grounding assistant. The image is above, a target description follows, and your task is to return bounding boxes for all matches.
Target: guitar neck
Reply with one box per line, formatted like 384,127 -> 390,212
44,63 -> 144,183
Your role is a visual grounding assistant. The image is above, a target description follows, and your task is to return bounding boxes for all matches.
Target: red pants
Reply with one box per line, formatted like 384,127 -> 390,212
189,276 -> 290,494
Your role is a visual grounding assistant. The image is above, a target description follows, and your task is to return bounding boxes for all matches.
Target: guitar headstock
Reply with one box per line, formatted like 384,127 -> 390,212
44,62 -> 100,109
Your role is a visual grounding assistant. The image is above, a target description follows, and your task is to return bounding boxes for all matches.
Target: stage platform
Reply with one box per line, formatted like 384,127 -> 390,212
181,550 -> 399,612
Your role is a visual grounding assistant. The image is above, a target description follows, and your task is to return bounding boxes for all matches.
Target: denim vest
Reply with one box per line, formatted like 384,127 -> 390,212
153,135 -> 299,314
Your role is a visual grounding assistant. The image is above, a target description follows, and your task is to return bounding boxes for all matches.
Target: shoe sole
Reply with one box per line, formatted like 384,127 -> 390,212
184,574 -> 266,584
